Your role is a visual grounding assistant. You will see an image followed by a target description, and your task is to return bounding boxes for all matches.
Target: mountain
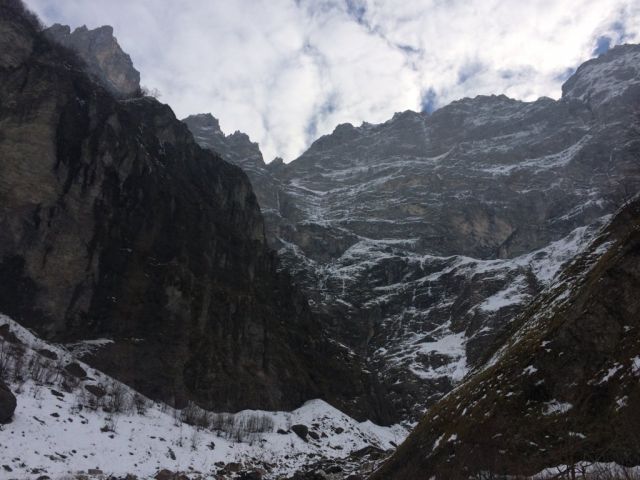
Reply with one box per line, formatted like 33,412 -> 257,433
0,2 -> 388,423
182,113 -> 294,245
186,45 -> 640,421
44,23 -> 141,97
3,0 -> 640,476
372,196 -> 640,478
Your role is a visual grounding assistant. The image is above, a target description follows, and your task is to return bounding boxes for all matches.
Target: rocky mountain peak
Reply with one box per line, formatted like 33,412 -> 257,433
269,156 -> 285,167
186,112 -> 223,134
182,113 -> 266,172
44,22 -> 141,97
561,43 -> 640,112
304,122 -> 362,153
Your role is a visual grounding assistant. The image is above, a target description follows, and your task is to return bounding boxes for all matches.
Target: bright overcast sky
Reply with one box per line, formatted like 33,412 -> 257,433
24,0 -> 640,162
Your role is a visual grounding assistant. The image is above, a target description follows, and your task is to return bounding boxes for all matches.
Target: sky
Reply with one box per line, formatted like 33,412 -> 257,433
24,0 -> 640,162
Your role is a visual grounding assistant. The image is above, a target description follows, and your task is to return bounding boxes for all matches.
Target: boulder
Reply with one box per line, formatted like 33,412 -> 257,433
64,362 -> 87,379
0,380 -> 17,424
84,384 -> 106,398
291,424 -> 309,441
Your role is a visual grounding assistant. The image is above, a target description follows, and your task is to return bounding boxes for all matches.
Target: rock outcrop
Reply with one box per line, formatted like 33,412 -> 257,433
44,23 -> 141,97
0,3 -> 389,422
183,113 -> 299,245
373,196 -> 640,478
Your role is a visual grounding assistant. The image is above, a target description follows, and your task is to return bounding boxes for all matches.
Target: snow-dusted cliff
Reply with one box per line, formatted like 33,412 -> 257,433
186,44 -> 640,421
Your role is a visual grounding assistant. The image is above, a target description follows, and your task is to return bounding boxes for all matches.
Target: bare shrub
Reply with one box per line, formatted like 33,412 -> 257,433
0,341 -> 9,380
211,413 -> 274,443
134,394 -> 148,415
72,388 -> 89,413
107,381 -> 131,414
62,372 -> 80,392
211,412 -> 234,433
241,413 -> 274,434
140,85 -> 162,99
533,463 -> 640,480
180,402 -> 215,430
101,416 -> 117,433
190,429 -> 200,451
180,401 -> 200,426
29,355 -> 54,384
11,345 -> 26,384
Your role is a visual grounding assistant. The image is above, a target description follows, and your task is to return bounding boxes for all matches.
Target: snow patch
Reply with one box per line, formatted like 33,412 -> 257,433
543,400 -> 573,416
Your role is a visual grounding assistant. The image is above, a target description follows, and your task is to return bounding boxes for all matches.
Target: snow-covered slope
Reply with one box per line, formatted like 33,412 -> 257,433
283,219 -> 606,418
0,314 -> 406,479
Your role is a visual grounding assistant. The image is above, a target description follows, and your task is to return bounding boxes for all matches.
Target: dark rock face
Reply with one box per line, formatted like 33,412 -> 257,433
373,197 -> 640,479
84,384 -> 106,398
44,23 -> 140,97
0,6 -> 389,421
182,113 -> 300,246
0,380 -> 16,424
64,362 -> 87,379
186,45 -> 640,421
291,424 -> 309,441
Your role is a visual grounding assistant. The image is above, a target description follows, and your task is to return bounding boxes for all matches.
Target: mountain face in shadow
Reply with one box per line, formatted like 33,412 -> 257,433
0,2 -> 390,423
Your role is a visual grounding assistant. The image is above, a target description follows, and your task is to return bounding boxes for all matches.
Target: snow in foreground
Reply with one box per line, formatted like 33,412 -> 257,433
0,315 -> 406,479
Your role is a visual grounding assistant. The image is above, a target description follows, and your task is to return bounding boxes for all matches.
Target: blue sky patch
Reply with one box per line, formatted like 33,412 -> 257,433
593,36 -> 612,55
421,88 -> 438,114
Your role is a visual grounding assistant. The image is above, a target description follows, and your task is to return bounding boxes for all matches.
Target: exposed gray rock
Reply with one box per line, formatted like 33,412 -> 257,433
44,23 -> 140,97
187,44 -> 640,421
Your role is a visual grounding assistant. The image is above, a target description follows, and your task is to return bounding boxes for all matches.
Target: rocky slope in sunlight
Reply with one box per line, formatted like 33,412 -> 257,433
373,196 -> 640,479
0,3 -> 389,423
187,44 -> 640,421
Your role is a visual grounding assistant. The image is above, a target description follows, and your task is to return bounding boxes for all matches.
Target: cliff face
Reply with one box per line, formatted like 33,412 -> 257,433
183,113 -> 301,249
373,197 -> 640,478
44,23 -> 140,97
186,45 -> 640,422
0,4 -> 388,422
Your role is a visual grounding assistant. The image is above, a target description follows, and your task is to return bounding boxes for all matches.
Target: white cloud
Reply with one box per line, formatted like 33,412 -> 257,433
24,0 -> 640,162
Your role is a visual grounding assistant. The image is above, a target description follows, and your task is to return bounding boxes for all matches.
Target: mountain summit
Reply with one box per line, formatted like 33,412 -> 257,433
44,23 -> 141,97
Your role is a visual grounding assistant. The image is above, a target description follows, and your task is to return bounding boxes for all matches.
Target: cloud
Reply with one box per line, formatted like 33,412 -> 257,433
24,0 -> 640,162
